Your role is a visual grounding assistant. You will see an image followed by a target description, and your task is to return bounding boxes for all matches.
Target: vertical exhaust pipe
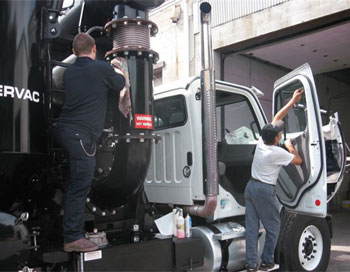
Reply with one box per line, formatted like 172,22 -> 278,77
186,2 -> 218,218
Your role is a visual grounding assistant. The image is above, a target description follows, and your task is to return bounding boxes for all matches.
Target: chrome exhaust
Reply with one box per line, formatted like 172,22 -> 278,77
186,2 -> 218,218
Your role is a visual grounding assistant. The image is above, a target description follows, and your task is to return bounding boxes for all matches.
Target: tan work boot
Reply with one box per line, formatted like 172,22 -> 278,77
64,238 -> 98,252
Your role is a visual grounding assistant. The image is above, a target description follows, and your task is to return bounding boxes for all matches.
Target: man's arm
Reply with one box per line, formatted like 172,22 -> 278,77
272,88 -> 304,124
284,139 -> 302,165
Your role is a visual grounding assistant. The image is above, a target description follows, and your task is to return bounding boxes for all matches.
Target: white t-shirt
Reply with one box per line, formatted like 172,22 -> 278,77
251,137 -> 295,185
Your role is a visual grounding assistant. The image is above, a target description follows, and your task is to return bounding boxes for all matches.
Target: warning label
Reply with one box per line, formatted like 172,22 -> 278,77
135,114 -> 153,129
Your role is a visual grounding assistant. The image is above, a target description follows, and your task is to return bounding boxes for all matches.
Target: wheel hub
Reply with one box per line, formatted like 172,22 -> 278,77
298,225 -> 323,271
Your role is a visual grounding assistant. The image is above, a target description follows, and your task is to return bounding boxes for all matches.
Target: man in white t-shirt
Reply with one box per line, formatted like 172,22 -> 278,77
245,88 -> 303,271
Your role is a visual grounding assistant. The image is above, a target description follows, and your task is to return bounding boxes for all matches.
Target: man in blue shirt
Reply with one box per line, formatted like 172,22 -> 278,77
57,33 -> 125,252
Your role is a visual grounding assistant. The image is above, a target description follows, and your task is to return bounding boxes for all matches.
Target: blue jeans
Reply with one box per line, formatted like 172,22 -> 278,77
244,179 -> 281,268
56,126 -> 96,243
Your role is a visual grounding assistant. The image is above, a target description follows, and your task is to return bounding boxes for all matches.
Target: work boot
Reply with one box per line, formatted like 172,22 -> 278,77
246,266 -> 258,272
64,238 -> 98,252
259,262 -> 275,271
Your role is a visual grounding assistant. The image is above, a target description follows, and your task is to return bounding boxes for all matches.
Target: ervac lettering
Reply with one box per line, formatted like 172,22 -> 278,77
0,85 -> 40,103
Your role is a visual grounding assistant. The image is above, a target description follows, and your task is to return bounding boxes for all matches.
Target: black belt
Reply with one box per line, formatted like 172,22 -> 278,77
251,177 -> 275,187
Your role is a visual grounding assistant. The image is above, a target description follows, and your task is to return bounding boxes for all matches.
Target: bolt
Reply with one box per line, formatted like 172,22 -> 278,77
86,197 -> 90,203
102,212 -> 106,216
50,28 -> 57,34
314,243 -> 317,246
313,250 -> 317,253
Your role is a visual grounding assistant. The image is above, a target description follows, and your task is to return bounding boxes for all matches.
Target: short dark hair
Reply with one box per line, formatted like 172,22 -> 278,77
262,131 -> 278,145
261,121 -> 284,145
73,33 -> 95,56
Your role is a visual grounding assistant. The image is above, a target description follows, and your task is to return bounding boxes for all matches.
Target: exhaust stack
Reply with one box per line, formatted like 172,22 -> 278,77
186,2 -> 218,218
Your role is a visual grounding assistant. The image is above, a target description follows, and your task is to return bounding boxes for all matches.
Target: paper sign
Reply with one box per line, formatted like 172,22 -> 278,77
135,114 -> 153,129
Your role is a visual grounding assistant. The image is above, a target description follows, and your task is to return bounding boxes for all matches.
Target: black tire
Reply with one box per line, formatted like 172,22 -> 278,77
279,211 -> 331,271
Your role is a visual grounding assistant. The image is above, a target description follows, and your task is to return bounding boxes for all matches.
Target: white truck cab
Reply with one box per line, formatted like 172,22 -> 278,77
145,63 -> 346,271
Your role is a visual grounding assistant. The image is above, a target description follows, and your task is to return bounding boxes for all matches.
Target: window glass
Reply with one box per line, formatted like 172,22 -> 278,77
216,91 -> 260,145
275,81 -> 306,135
154,95 -> 187,130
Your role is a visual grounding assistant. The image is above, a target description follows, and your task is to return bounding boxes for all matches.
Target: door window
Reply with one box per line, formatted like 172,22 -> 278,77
216,91 -> 260,145
274,80 -> 311,202
154,95 -> 187,130
275,82 -> 306,135
216,90 -> 261,206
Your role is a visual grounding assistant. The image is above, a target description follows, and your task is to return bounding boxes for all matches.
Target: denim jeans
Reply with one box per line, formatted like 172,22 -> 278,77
56,126 -> 96,243
244,179 -> 281,268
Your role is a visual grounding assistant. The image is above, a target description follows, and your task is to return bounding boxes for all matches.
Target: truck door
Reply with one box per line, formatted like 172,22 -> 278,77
323,112 -> 347,202
272,63 -> 342,217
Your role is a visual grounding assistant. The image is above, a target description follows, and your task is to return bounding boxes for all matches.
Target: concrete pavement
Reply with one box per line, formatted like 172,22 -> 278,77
328,210 -> 350,271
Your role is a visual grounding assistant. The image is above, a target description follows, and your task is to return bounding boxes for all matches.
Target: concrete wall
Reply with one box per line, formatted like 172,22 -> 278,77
210,0 -> 350,50
223,54 -> 286,120
150,0 -> 350,84
150,0 -> 194,83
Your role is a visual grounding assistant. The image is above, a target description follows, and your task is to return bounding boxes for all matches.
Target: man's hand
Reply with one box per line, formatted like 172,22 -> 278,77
284,138 -> 303,165
284,139 -> 294,149
272,88 -> 304,124
291,88 -> 304,104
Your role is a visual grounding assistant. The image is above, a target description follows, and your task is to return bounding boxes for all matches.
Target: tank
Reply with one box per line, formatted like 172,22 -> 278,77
0,0 -> 164,269
0,0 -> 50,211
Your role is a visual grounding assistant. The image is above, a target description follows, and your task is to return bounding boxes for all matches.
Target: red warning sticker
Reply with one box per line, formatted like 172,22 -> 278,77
135,114 -> 153,129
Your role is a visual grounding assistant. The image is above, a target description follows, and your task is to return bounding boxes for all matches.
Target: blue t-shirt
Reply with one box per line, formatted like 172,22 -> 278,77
58,57 -> 125,140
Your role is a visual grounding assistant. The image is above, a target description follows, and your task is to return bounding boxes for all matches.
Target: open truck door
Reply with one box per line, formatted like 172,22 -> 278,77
322,112 -> 347,202
272,63 -> 347,271
273,63 -> 329,217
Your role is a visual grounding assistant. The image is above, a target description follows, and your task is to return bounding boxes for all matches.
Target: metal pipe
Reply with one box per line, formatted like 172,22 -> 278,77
186,2 -> 218,218
78,0 -> 86,33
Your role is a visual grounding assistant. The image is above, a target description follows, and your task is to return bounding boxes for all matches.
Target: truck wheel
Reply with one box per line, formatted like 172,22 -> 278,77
279,211 -> 331,271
